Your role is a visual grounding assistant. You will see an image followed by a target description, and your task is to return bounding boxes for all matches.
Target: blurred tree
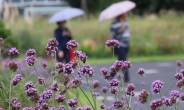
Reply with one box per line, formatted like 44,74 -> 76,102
66,0 -> 184,15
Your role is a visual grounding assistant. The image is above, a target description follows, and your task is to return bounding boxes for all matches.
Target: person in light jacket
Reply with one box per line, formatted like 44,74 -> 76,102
110,13 -> 130,83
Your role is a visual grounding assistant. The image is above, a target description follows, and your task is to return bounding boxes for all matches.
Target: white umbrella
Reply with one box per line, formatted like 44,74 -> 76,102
98,1 -> 136,22
49,8 -> 84,23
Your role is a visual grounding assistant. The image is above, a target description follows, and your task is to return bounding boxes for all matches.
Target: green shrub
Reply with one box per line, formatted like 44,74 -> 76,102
0,20 -> 20,56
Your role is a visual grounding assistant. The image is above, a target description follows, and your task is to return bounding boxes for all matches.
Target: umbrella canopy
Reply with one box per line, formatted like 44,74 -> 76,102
49,8 -> 84,23
98,1 -> 136,22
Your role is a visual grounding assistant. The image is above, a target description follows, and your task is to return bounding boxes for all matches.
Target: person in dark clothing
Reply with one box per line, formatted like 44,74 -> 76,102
54,21 -> 72,63
110,13 -> 130,83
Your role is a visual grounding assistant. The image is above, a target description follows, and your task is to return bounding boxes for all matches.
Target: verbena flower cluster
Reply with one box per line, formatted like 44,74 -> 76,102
1,38 -> 184,110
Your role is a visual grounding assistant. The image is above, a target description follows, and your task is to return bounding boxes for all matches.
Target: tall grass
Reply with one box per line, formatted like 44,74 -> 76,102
5,14 -> 184,58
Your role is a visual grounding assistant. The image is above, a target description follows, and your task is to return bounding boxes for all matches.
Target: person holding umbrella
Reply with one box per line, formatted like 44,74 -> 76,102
99,1 -> 136,83
54,20 -> 72,63
49,8 -> 84,63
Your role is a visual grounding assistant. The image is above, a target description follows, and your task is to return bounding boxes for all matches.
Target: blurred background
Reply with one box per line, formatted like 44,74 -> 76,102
0,0 -> 184,62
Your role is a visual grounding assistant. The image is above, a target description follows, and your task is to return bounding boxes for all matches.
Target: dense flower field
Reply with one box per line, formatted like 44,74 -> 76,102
0,38 -> 184,110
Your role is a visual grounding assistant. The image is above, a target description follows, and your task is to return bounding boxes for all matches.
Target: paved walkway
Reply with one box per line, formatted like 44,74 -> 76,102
81,61 -> 184,110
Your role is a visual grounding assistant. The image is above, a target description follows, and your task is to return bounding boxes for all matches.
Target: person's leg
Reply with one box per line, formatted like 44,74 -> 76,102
123,47 -> 130,82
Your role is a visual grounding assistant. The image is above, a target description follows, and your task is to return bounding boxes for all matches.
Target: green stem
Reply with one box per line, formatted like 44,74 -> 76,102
120,76 -> 129,105
159,93 -> 165,110
78,86 -> 95,110
146,102 -> 151,110
176,98 -> 181,110
86,75 -> 96,110
112,47 -> 114,59
9,72 -> 13,110
128,96 -> 132,110
2,86 -> 8,98
162,80 -> 176,96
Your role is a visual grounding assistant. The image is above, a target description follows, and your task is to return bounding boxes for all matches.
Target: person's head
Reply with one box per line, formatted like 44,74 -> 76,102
57,21 -> 66,28
117,13 -> 127,21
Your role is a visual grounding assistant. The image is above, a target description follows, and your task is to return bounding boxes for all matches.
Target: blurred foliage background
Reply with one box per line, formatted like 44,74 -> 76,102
1,0 -> 184,58
2,12 -> 184,58
67,0 -> 184,15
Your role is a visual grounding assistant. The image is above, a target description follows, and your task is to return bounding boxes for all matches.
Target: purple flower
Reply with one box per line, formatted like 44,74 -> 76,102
12,74 -> 22,86
40,89 -> 53,100
138,89 -> 149,104
55,94 -> 65,103
49,81 -> 59,91
38,77 -> 44,84
9,47 -> 19,57
101,86 -> 108,93
67,98 -> 78,108
170,96 -> 177,104
121,61 -> 131,71
11,97 -> 21,110
110,79 -> 119,86
50,71 -> 58,76
116,73 -> 123,79
176,78 -> 184,88
26,88 -> 37,96
76,107 -> 83,110
24,81 -> 34,90
137,68 -> 145,76
163,97 -> 172,106
174,73 -> 183,80
26,49 -> 36,56
170,90 -> 180,98
67,40 -> 79,49
42,61 -> 47,68
22,107 -> 32,110
104,74 -> 111,80
125,83 -> 135,96
112,99 -> 124,108
100,103 -> 106,109
100,68 -> 108,75
93,80 -> 100,88
106,39 -> 120,48
46,38 -> 58,56
26,55 -> 35,66
180,69 -> 184,75
12,97 -> 18,104
180,93 -> 184,101
110,86 -> 118,94
0,108 -> 3,110
70,77 -> 82,88
78,65 -> 94,77
74,50 -> 88,63
151,80 -> 164,94
83,106 -> 92,110
58,105 -> 66,110
70,60 -> 78,69
63,63 -> 74,76
8,60 -> 18,72
56,62 -> 64,69
150,99 -> 163,110
176,60 -> 183,67
92,92 -> 100,97
0,38 -> 4,45
40,102 -> 49,109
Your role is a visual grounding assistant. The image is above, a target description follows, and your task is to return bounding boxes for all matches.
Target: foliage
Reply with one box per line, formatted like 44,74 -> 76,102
0,20 -> 20,56
66,0 -> 184,15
